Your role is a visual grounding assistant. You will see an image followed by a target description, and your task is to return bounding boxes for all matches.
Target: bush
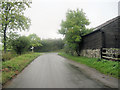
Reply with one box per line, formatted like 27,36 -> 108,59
11,36 -> 30,54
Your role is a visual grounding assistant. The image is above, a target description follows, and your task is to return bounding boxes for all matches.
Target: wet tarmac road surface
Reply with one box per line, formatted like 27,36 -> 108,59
5,53 -> 108,88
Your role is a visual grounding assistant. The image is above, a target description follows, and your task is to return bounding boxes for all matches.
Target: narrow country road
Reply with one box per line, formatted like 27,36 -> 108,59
5,53 -> 108,88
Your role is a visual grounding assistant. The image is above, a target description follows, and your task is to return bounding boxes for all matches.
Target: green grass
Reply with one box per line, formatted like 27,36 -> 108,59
58,52 -> 120,78
1,52 -> 41,85
2,51 -> 18,61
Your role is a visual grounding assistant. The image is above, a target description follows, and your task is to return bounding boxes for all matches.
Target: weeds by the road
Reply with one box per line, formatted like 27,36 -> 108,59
2,51 -> 18,61
58,52 -> 120,78
1,52 -> 41,85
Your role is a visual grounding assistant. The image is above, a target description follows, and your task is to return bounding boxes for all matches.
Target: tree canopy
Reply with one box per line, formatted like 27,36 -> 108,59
27,34 -> 42,52
59,9 -> 93,56
0,1 -> 31,53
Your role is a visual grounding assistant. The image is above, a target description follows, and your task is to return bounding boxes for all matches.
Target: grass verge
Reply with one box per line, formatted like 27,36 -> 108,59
58,52 -> 120,78
1,52 -> 41,85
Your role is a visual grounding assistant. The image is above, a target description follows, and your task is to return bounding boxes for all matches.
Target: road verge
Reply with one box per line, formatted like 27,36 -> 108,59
1,52 -> 41,85
58,52 -> 119,88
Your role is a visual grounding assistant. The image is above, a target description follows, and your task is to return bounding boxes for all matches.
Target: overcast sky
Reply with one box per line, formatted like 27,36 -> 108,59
21,0 -> 119,39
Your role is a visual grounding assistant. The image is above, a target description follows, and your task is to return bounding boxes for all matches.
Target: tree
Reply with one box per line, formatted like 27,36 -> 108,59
59,9 -> 93,56
1,31 -> 20,49
27,34 -> 42,52
0,1 -> 31,53
34,39 -> 64,52
11,36 -> 30,54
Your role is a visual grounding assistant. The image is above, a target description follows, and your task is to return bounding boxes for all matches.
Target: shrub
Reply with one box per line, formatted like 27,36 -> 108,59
11,36 -> 30,54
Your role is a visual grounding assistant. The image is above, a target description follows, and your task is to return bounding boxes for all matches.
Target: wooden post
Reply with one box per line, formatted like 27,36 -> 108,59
100,31 -> 105,59
100,48 -> 103,59
101,31 -> 105,48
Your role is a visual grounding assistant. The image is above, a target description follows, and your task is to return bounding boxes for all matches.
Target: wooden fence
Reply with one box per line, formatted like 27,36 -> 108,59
101,48 -> 120,61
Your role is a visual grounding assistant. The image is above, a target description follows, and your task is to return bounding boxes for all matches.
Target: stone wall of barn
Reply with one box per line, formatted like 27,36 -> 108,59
80,49 -> 101,58
80,48 -> 120,60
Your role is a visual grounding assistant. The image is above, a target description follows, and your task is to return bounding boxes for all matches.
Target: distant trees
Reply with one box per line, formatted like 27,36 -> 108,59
10,34 -> 42,54
1,31 -> 63,54
28,34 -> 42,52
34,39 -> 64,52
9,33 -> 64,54
1,1 -> 31,53
59,9 -> 93,56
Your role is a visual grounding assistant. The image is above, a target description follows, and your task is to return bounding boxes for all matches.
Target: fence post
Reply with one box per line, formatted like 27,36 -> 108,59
100,48 -> 103,59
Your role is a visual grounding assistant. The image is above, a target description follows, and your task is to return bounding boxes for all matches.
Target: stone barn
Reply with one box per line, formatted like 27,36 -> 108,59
80,16 -> 120,61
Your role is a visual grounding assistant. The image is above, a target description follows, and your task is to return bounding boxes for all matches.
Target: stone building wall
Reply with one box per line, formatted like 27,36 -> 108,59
80,48 -> 120,60
80,49 -> 101,58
